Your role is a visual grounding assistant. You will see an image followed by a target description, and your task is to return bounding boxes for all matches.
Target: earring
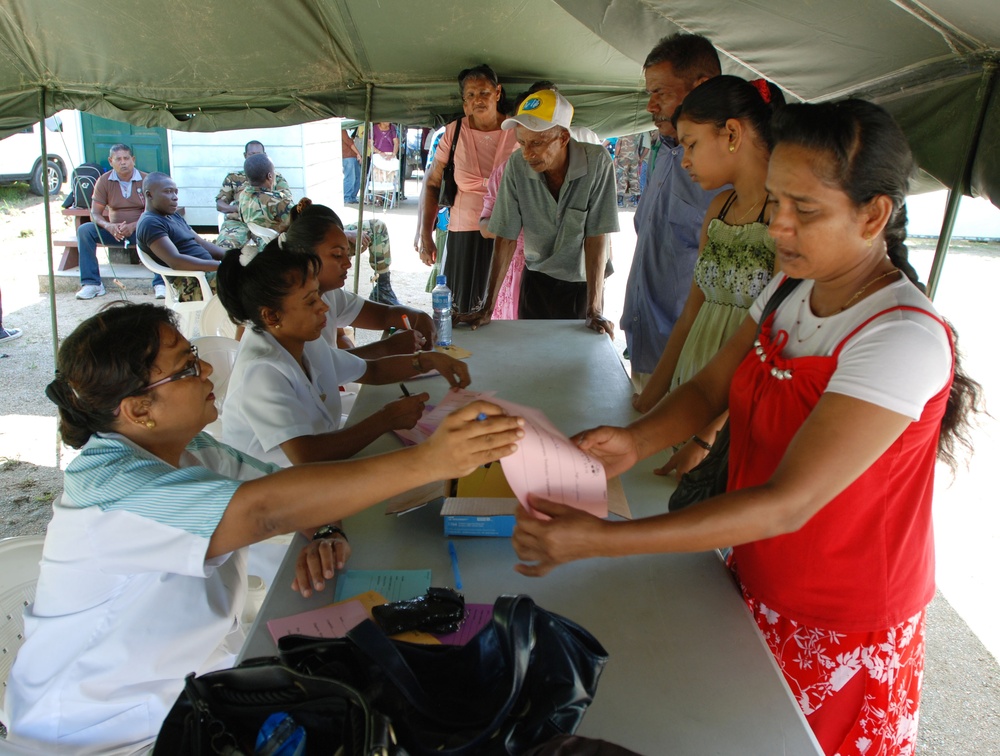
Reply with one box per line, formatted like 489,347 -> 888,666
134,419 -> 155,429
863,234 -> 873,247
729,144 -> 735,153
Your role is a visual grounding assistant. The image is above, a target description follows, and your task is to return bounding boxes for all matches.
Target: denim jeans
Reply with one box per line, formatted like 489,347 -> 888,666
76,222 -> 163,288
342,157 -> 361,203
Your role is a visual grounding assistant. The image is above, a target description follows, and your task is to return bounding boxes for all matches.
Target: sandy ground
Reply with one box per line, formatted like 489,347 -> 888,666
1,179 -> 998,751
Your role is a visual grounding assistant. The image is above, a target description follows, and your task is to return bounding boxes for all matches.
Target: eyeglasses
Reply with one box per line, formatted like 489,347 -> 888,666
139,345 -> 201,392
462,89 -> 497,103
112,345 -> 202,417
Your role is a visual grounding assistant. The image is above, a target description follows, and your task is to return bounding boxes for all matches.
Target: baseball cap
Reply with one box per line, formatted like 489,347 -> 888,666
501,89 -> 574,132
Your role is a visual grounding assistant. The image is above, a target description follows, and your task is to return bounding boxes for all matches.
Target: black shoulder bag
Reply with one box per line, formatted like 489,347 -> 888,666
438,117 -> 462,208
668,277 -> 802,511
279,594 -> 608,756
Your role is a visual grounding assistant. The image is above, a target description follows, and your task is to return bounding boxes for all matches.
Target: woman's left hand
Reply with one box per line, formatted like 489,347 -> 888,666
291,536 -> 352,598
654,440 -> 709,478
426,352 -> 471,388
513,496 -> 609,577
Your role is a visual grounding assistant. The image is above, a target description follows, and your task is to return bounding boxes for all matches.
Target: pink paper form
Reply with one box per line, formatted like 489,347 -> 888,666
490,397 -> 607,517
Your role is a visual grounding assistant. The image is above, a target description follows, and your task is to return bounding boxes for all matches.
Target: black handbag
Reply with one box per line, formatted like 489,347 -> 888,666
668,277 -> 802,512
279,594 -> 609,756
438,117 -> 462,208
152,659 -> 397,756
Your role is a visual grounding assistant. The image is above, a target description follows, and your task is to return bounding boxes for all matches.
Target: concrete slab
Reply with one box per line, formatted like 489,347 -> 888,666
38,263 -> 153,294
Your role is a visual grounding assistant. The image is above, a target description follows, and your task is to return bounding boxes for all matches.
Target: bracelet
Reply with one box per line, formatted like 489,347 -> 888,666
412,352 -> 423,373
313,524 -> 348,542
690,435 -> 713,452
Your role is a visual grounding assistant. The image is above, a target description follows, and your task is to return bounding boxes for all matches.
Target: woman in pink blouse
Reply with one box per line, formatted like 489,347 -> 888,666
417,64 -> 518,314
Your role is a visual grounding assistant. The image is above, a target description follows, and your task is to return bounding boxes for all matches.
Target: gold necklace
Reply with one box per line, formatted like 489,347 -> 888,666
732,194 -> 766,224
794,268 -> 900,344
837,268 -> 900,312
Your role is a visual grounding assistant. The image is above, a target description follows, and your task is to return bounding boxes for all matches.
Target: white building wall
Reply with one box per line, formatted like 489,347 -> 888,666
167,118 -> 341,228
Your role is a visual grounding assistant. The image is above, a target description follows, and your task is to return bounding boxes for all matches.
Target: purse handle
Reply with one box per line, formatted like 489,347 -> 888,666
757,275 -> 801,338
446,117 -> 462,173
347,594 -> 534,753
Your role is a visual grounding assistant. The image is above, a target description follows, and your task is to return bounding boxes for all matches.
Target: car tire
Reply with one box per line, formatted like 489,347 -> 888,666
29,159 -> 64,196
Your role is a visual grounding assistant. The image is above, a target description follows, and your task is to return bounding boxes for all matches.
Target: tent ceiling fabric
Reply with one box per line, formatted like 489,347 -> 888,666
0,0 -> 996,205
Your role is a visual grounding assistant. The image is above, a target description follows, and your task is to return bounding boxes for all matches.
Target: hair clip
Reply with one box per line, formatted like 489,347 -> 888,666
750,78 -> 772,104
277,232 -> 287,250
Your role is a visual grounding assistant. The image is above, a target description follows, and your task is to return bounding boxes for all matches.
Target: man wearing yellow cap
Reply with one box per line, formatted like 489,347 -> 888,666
459,89 -> 619,336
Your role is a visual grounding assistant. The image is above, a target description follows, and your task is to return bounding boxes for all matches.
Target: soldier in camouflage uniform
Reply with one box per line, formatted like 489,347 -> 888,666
239,154 -> 294,248
343,217 -> 399,305
614,134 -> 641,207
215,141 -> 292,250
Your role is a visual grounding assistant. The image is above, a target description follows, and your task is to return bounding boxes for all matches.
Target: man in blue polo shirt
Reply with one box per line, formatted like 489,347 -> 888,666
461,89 -> 619,335
621,34 -> 723,389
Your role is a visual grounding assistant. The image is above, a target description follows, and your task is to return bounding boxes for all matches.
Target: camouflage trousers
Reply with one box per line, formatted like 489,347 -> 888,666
344,218 -> 391,275
173,271 -> 218,303
215,219 -> 250,250
615,154 -> 640,196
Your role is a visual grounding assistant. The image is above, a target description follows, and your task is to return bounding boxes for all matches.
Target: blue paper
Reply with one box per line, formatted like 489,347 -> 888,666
333,569 -> 432,602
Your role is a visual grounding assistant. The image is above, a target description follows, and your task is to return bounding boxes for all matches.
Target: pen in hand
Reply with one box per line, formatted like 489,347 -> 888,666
399,383 -> 410,397
448,541 -> 463,590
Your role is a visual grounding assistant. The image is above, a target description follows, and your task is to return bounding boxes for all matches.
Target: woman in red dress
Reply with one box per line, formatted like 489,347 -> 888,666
512,99 -> 983,755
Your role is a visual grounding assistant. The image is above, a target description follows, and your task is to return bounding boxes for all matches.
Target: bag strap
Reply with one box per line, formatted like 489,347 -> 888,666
756,276 -> 801,339
446,117 -> 462,170
346,594 -> 535,752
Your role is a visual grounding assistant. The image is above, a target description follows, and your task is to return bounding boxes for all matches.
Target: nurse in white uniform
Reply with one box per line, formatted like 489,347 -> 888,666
217,232 -> 471,467
5,303 -> 522,755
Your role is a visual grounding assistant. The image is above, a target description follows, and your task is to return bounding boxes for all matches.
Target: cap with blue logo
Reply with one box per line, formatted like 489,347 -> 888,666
501,89 -> 574,132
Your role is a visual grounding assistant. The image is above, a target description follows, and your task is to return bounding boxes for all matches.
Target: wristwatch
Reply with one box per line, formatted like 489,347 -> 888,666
312,524 -> 348,542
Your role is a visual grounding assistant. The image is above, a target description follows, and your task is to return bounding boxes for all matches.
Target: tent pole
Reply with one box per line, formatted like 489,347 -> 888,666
353,83 -> 373,296
39,87 -> 59,367
926,61 -> 997,300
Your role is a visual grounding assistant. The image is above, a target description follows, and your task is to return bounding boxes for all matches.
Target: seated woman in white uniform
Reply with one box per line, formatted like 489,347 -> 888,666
217,236 -> 470,467
288,203 -> 436,357
4,303 -> 522,755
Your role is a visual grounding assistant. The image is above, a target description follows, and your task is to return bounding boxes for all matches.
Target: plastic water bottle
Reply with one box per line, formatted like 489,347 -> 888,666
432,275 -> 452,347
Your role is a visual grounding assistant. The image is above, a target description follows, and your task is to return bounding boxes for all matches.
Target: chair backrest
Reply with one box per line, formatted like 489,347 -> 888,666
199,294 -> 238,339
191,336 -> 240,437
0,536 -> 46,727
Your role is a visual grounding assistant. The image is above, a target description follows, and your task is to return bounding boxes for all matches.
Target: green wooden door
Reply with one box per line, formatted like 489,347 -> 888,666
80,113 -> 169,174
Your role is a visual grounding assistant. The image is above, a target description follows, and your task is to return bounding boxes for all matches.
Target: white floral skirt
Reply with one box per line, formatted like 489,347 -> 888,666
741,587 -> 926,756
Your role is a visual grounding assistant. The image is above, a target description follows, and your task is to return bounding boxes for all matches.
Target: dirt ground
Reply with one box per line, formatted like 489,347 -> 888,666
1,179 -> 999,752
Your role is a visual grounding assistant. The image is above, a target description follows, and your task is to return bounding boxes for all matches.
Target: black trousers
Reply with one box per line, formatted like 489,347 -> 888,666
518,268 -> 588,320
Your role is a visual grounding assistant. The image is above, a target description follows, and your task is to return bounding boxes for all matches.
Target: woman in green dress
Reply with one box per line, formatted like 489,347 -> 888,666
632,76 -> 783,476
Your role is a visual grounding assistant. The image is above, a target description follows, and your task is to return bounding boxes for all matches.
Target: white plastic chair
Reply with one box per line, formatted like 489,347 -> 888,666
135,249 -> 213,338
199,294 -> 238,339
191,336 -> 240,437
0,535 -> 45,730
367,154 -> 400,210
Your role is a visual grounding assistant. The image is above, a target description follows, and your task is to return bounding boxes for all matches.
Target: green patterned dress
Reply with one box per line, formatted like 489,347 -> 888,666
669,213 -> 775,389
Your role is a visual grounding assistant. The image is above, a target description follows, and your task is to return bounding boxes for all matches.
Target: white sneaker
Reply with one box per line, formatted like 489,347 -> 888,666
153,284 -> 167,300
75,283 -> 106,300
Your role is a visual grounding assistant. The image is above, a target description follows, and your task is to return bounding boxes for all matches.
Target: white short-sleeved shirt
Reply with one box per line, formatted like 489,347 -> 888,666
6,433 -> 278,755
222,328 -> 367,466
750,275 -> 952,420
320,288 -> 366,348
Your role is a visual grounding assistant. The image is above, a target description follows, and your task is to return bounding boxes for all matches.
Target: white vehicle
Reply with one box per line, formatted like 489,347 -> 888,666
0,112 -> 82,195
